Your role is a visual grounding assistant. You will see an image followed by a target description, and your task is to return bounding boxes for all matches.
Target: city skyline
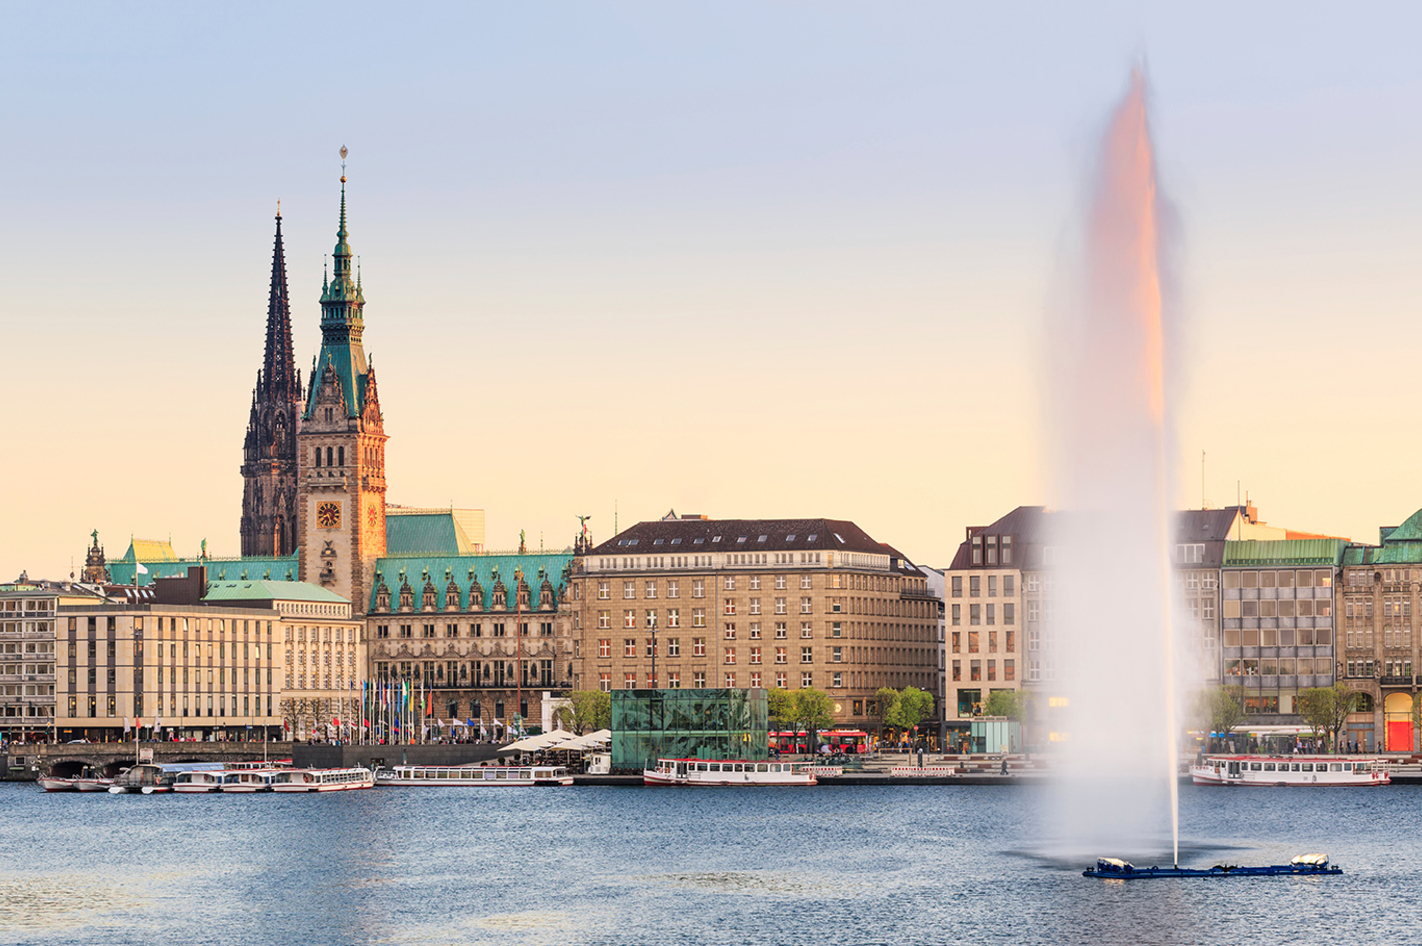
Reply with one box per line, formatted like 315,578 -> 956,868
4,4 -> 1421,582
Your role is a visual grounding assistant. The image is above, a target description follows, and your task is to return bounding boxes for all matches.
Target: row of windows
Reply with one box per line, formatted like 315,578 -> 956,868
969,534 -> 1013,566
598,671 -> 828,691
950,603 -> 1016,626
951,659 -> 1015,682
1345,659 -> 1413,678
63,693 -> 275,719
950,574 -> 1016,598
1225,658 -> 1332,676
1223,599 -> 1331,618
1223,569 -> 1333,589
949,630 -> 1016,654
1221,627 -> 1331,647
375,622 -> 554,639
1345,627 -> 1413,649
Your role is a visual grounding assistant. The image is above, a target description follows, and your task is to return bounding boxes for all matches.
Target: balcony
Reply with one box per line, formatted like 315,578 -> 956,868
1380,675 -> 1414,687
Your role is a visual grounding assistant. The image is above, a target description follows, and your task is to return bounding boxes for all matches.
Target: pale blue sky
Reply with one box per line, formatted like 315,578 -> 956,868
2,3 -> 1420,578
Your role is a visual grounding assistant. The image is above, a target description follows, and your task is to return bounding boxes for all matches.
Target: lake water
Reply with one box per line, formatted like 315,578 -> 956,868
2,780 -> 1419,945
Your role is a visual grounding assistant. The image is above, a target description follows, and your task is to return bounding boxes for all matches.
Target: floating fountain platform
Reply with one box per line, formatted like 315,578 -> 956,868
1083,854 -> 1341,880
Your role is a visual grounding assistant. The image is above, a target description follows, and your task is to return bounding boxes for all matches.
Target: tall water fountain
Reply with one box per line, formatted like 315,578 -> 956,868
1044,69 -> 1185,866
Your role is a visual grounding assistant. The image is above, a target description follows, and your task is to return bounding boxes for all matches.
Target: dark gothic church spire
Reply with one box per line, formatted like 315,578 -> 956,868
241,204 -> 303,558
262,206 -> 299,403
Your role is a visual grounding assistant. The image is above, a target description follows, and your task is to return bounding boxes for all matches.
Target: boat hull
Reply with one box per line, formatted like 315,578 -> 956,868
37,778 -> 77,792
1085,864 -> 1343,879
643,759 -> 817,787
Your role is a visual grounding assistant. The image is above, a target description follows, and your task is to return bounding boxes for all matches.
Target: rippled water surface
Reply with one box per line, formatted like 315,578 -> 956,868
2,780 -> 1419,945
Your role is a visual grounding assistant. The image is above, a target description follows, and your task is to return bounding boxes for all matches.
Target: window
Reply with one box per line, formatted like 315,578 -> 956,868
693,580 -> 705,598
623,581 -> 635,600
801,597 -> 812,614
693,638 -> 706,657
801,672 -> 813,688
1004,603 -> 1015,625
970,576 -> 980,598
1005,630 -> 1016,652
645,609 -> 658,629
694,672 -> 707,688
724,600 -> 736,616
597,611 -> 611,629
750,647 -> 762,665
624,640 -> 636,658
801,646 -> 813,663
801,622 -> 813,638
750,598 -> 761,615
986,604 -> 995,626
668,638 -> 680,657
775,622 -> 787,639
597,581 -> 610,600
952,604 -> 961,626
988,575 -> 997,597
724,624 -> 736,640
970,605 -> 981,626
832,646 -> 843,663
668,580 -> 679,599
692,608 -> 706,628
624,672 -> 636,689
799,575 -> 812,590
725,648 -> 736,664
724,576 -> 736,591
951,576 -> 962,598
725,673 -> 737,688
775,597 -> 787,614
667,608 -> 680,628
775,575 -> 787,590
775,647 -> 787,664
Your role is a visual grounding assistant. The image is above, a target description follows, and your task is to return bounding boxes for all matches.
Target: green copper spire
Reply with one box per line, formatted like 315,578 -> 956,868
306,145 -> 370,421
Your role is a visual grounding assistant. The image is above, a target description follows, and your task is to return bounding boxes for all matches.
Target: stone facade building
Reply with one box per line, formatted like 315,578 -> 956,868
568,515 -> 940,733
364,552 -> 575,733
1337,510 -> 1422,752
1,581 -> 103,743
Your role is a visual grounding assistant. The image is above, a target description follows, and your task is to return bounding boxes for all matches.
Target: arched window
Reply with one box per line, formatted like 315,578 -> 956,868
326,446 -> 334,467
338,446 -> 345,467
314,447 -> 322,468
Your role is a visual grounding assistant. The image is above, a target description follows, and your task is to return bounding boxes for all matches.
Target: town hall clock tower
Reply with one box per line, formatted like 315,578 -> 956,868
296,154 -> 387,612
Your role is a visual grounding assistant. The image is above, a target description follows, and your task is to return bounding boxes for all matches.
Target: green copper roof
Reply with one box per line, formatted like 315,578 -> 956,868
1381,509 -> 1422,542
304,176 -> 370,421
108,552 -> 300,587
385,513 -> 476,556
371,552 -> 574,612
1223,539 -> 1347,567
203,580 -> 348,605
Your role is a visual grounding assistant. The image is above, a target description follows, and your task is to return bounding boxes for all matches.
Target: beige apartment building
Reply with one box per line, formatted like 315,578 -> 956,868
568,515 -> 939,732
1,581 -> 106,744
50,567 -> 358,742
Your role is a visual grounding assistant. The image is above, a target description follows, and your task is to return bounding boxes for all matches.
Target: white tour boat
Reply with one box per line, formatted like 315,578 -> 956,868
1190,755 -> 1390,787
270,766 -> 375,792
108,762 -> 225,794
218,768 -> 282,793
375,764 -> 573,787
172,770 -> 226,793
643,758 -> 818,787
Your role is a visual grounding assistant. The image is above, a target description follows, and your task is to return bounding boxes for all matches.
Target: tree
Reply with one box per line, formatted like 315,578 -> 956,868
874,687 -> 899,735
1194,686 -> 1246,753
1297,683 -> 1357,752
767,687 -> 796,734
555,690 -> 610,734
983,690 -> 1026,722
786,689 -> 835,755
888,686 -> 934,735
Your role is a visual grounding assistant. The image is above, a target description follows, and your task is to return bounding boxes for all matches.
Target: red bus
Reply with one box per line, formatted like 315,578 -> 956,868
770,729 -> 870,755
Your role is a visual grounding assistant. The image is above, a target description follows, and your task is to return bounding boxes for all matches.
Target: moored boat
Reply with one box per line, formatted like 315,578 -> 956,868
1190,755 -> 1389,787
172,770 -> 226,794
643,758 -> 818,787
218,768 -> 282,793
37,776 -> 77,792
375,764 -> 573,787
108,762 -> 225,794
74,766 -> 113,792
269,767 -> 374,792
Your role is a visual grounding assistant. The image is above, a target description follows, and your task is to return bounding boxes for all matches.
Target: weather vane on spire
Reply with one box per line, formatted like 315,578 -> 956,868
340,144 -> 348,183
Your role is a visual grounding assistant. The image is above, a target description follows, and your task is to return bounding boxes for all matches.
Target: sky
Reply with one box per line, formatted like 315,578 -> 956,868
1,2 -> 1420,581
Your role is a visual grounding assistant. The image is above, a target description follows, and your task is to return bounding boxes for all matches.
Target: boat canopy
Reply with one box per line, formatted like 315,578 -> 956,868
1097,858 -> 1133,870
1291,854 -> 1329,866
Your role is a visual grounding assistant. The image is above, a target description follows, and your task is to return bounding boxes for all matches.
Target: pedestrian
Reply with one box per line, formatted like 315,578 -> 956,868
1000,755 -> 1008,776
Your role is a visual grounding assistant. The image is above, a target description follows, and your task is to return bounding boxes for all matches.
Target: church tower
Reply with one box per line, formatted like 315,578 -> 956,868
240,208 -> 302,556
296,156 -> 388,612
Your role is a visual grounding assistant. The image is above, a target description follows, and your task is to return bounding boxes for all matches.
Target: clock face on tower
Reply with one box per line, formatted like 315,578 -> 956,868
367,506 -> 378,528
317,502 -> 342,528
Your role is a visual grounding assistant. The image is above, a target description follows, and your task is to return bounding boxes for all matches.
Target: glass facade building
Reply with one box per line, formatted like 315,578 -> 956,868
611,688 -> 768,772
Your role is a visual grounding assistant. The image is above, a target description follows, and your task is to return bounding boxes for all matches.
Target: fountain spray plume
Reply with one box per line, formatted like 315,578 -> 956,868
1044,66 -> 1184,867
